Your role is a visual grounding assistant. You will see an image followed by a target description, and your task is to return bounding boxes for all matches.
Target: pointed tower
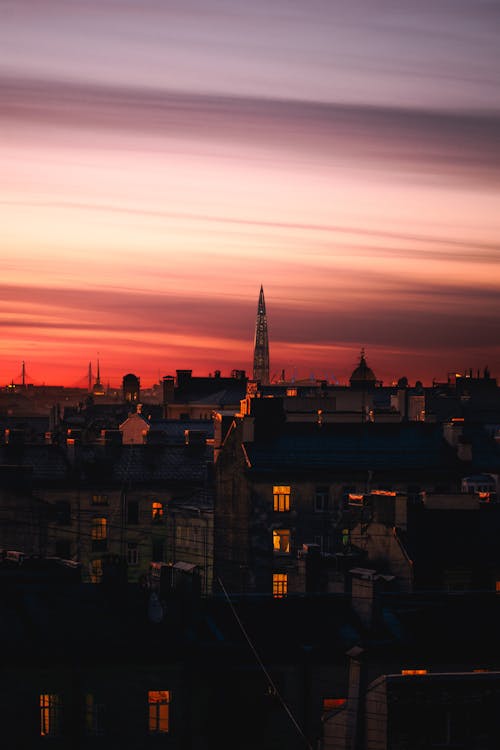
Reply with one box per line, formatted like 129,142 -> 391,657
253,285 -> 270,384
92,358 -> 105,396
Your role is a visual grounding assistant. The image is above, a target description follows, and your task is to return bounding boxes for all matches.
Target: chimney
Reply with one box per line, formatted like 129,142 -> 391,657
457,439 -> 472,462
184,429 -> 206,453
66,429 -> 82,466
162,375 -> 175,417
350,568 -> 387,630
176,369 -> 192,389
443,419 -> 464,447
344,646 -> 366,750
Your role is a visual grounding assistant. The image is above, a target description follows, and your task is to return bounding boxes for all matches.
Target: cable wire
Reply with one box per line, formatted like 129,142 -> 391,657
217,574 -> 314,750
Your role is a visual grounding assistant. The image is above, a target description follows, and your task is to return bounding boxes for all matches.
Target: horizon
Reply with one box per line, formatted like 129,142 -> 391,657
2,1 -> 499,387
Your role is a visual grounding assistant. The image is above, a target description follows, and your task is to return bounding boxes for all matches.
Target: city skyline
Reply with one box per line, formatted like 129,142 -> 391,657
1,1 -> 500,387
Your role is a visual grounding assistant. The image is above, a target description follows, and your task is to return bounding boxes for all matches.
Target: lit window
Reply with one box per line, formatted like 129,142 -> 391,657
91,494 -> 108,506
401,669 -> 427,675
273,486 -> 290,512
91,517 -> 107,540
148,691 -> 171,734
273,529 -> 291,554
90,559 -> 103,584
495,581 -> 500,592
40,694 -> 61,737
91,517 -> 107,551
84,693 -> 104,736
322,698 -> 347,712
152,501 -> 164,523
127,543 -> 139,565
273,573 -> 288,598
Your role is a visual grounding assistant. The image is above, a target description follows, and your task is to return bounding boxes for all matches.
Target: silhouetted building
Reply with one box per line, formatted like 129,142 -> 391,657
123,372 -> 140,403
253,285 -> 270,384
349,348 -> 377,390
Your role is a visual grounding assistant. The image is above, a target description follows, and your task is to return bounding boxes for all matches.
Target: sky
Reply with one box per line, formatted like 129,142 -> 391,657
1,0 -> 500,388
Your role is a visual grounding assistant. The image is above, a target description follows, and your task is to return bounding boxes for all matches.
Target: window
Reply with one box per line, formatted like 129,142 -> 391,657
152,539 -> 164,562
315,487 -> 329,512
273,485 -> 290,512
273,573 -> 288,598
148,691 -> 171,734
152,501 -> 164,523
40,694 -> 61,737
127,501 -> 139,525
84,693 -> 104,736
90,559 -> 103,584
91,517 -> 107,540
55,500 -> 71,525
91,494 -> 108,506
273,529 -> 291,554
127,543 -> 139,565
91,517 -> 107,551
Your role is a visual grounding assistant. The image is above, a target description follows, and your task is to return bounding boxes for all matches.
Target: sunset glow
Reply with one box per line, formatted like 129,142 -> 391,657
1,1 -> 500,387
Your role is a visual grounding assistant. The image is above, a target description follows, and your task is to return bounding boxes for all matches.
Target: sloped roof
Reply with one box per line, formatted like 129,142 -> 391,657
244,422 -> 456,473
110,444 -> 212,484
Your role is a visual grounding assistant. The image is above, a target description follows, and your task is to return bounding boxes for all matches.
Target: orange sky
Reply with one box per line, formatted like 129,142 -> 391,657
1,2 -> 500,388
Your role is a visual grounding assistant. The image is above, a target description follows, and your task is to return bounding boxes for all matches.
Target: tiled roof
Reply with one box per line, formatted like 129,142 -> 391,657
109,444 -> 212,484
0,444 -> 69,482
245,422 -> 455,472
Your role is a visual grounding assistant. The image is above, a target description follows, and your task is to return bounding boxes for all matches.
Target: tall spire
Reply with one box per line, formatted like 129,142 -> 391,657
253,285 -> 270,384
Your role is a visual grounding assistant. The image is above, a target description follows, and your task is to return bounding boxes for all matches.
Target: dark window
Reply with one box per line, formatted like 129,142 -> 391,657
152,539 -> 164,562
55,500 -> 71,525
127,501 -> 139,525
315,487 -> 329,512
127,543 -> 139,565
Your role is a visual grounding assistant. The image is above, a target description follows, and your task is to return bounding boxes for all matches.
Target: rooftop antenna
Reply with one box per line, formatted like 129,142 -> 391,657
21,360 -> 25,388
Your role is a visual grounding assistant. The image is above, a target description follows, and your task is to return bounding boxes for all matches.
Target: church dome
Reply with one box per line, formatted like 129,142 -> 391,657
349,349 -> 377,388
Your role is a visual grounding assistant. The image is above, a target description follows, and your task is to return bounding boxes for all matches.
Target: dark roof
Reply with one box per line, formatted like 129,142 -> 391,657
244,422 -> 456,473
0,444 -> 70,483
81,443 -> 212,485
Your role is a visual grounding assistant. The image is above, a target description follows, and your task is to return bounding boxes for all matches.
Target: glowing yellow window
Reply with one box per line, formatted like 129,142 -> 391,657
273,486 -> 290,512
273,573 -> 288,598
148,691 -> 171,734
40,694 -> 61,737
91,517 -> 107,540
495,581 -> 500,592
152,501 -> 164,523
273,529 -> 291,554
